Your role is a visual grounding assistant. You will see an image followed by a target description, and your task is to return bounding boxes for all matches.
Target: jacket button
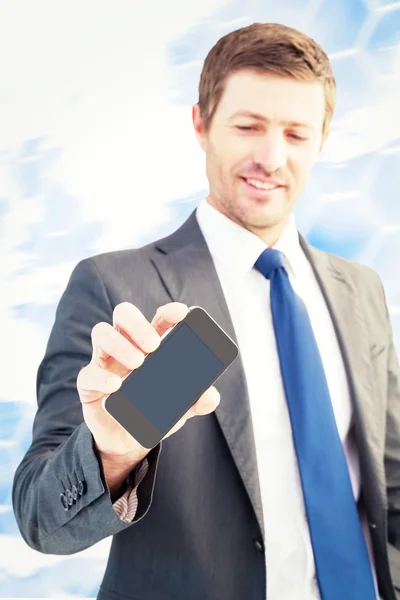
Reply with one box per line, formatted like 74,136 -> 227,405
77,480 -> 86,495
66,489 -> 73,505
254,539 -> 264,553
60,493 -> 69,511
71,484 -> 78,501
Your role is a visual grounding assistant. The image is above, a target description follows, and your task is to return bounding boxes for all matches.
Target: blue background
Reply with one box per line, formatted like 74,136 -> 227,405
0,0 -> 399,597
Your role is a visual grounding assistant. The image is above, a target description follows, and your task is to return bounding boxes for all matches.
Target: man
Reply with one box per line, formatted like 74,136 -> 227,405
12,22 -> 400,600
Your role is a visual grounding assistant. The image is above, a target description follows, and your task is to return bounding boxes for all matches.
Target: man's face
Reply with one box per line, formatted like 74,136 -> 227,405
193,69 -> 326,243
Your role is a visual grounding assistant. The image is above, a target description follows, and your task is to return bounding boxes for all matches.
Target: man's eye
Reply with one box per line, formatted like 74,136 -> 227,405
289,133 -> 307,141
236,125 -> 254,131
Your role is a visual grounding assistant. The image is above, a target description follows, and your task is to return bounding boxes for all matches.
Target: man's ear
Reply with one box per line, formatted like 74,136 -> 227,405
192,103 -> 207,152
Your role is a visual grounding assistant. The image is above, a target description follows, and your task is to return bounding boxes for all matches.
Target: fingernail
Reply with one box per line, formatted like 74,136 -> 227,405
126,352 -> 140,368
144,333 -> 159,349
108,375 -> 121,389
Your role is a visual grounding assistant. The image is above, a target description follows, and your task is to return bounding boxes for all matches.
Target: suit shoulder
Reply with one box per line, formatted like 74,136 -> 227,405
324,249 -> 381,284
81,242 -> 156,274
69,240 -> 164,312
324,246 -> 379,279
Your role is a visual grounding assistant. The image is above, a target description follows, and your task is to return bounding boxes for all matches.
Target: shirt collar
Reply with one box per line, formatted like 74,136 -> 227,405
195,197 -> 302,278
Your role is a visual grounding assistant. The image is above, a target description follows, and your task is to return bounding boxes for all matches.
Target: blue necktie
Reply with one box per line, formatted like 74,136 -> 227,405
254,248 -> 376,600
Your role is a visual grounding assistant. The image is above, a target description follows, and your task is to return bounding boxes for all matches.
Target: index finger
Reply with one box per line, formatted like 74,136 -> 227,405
113,302 -> 160,353
151,302 -> 189,338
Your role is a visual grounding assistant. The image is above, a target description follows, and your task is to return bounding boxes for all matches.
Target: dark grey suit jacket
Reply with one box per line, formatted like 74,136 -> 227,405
12,210 -> 400,600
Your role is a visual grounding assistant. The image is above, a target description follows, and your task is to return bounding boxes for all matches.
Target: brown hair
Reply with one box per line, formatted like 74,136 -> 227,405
198,22 -> 336,144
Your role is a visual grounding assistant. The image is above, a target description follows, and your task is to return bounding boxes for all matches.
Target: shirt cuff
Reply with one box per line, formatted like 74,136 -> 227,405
112,457 -> 149,523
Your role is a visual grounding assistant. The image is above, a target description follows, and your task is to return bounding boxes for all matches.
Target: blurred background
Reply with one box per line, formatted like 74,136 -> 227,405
0,0 -> 399,598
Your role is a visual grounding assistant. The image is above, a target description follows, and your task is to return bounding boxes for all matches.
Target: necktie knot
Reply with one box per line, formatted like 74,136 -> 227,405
254,248 -> 286,279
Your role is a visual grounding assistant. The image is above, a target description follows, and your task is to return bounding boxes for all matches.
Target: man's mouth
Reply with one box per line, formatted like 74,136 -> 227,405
241,177 -> 283,191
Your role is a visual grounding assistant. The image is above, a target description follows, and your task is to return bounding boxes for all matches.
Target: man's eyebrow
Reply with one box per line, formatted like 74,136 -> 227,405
229,111 -> 315,131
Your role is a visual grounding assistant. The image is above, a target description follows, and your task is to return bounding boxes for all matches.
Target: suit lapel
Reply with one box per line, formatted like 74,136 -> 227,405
150,209 -> 385,541
298,234 -> 386,506
151,210 -> 264,536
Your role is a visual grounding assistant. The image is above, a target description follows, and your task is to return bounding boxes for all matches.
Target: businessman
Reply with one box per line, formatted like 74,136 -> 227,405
12,22 -> 400,600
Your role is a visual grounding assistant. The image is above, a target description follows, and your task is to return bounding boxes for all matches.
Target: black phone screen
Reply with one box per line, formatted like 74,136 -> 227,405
120,322 -> 224,432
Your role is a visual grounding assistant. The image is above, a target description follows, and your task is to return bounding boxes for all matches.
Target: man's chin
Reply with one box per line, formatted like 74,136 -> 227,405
235,196 -> 287,228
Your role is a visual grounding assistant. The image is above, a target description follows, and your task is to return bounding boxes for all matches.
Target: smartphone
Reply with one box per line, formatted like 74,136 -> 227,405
103,305 -> 239,449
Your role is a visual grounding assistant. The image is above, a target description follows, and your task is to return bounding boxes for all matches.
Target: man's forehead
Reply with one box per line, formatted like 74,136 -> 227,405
223,69 -> 322,91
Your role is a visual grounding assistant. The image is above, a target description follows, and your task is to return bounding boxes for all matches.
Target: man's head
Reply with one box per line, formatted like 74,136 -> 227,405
192,23 -> 336,245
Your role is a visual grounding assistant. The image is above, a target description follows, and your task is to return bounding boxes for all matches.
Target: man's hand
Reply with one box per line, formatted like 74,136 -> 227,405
77,302 -> 221,468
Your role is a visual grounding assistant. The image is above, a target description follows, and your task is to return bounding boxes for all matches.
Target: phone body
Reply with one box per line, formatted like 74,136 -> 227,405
103,305 -> 239,449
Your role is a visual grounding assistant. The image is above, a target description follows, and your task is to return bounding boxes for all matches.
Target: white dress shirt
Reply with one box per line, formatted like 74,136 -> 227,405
113,197 -> 381,599
195,197 -> 380,600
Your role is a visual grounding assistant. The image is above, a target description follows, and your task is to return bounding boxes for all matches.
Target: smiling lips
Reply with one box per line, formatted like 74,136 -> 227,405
241,176 -> 284,191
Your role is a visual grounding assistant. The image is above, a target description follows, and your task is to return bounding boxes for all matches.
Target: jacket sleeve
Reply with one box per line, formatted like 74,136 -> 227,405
381,282 -> 400,552
386,333 -> 400,551
377,275 -> 400,593
12,257 -> 162,555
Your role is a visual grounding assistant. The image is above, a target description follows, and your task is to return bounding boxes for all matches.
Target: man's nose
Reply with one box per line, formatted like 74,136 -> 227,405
252,131 -> 287,173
